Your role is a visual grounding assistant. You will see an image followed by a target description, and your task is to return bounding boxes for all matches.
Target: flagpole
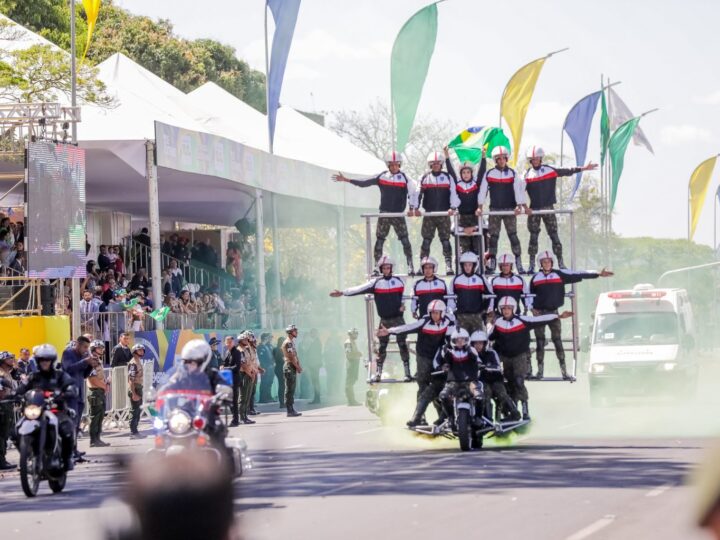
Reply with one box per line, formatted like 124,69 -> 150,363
714,186 -> 720,252
264,1 -> 273,155
70,0 -> 77,144
559,129 -> 564,167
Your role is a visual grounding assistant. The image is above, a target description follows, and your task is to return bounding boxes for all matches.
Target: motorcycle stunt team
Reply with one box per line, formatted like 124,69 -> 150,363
332,144 -> 612,428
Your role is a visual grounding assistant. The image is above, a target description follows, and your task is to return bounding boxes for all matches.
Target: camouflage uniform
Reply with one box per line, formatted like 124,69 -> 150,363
375,217 -> 413,263
455,312 -> 485,335
420,216 -> 452,260
527,206 -> 562,265
456,214 -> 482,255
501,352 -> 529,402
532,308 -> 567,378
344,337 -> 362,405
377,315 -> 410,370
281,337 -> 301,408
488,213 -> 522,257
127,357 -> 144,435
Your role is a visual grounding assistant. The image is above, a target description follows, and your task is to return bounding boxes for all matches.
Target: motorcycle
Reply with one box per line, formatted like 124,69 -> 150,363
149,384 -> 251,477
15,389 -> 72,497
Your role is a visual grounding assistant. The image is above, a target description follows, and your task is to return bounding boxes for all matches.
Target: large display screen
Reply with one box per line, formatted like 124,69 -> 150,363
27,141 -> 87,278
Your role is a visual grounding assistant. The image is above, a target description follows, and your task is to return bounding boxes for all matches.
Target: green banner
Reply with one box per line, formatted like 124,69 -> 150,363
391,3 -> 438,152
608,116 -> 641,210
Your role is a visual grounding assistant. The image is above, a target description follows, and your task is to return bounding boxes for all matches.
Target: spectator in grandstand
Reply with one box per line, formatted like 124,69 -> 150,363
97,245 -> 112,271
80,289 -> 100,333
178,290 -> 199,314
0,229 -> 9,251
226,242 -> 243,284
111,246 -> 126,275
14,221 -> 23,244
168,259 -> 185,296
9,253 -> 25,274
129,268 -> 149,294
162,233 -> 178,255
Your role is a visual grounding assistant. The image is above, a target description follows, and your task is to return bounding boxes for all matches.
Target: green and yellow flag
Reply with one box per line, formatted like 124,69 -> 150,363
448,126 -> 511,164
81,0 -> 102,61
608,116 -> 642,210
500,56 -> 546,167
689,155 -> 718,239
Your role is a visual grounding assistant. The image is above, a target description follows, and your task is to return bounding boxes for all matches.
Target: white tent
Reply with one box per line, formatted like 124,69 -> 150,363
187,82 -> 385,176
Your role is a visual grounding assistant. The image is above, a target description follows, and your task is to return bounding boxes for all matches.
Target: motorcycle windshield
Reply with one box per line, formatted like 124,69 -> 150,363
155,390 -> 213,420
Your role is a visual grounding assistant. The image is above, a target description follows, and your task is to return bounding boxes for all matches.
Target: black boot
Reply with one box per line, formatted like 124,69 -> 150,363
407,259 -> 415,277
406,397 -> 432,427
515,256 -> 526,274
370,362 -> 383,383
557,256 -> 567,270
535,357 -> 544,380
242,416 -> 256,425
485,256 -> 496,275
559,359 -> 574,381
402,362 -> 413,382
521,401 -> 531,421
445,258 -> 455,275
287,406 -> 302,417
0,460 -> 15,470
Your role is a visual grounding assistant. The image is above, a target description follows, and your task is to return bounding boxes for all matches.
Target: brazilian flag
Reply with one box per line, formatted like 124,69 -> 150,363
448,126 -> 511,164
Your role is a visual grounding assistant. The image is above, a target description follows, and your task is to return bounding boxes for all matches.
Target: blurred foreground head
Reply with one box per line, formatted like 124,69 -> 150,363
695,443 -> 720,538
127,452 -> 236,540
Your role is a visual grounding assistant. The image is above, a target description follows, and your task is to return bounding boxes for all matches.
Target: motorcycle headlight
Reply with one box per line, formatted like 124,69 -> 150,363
24,404 -> 42,420
662,362 -> 677,371
590,364 -> 605,374
168,410 -> 192,435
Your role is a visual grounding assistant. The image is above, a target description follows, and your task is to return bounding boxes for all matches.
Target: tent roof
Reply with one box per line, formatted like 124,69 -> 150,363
187,82 -> 384,176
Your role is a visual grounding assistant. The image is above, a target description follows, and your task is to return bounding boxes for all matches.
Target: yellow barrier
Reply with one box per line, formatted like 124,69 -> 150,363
0,315 -> 70,355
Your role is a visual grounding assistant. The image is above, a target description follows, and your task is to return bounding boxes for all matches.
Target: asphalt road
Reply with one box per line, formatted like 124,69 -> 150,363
2,359 -> 720,540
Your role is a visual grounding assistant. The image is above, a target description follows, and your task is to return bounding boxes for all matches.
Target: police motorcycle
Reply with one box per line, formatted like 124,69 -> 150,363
15,386 -> 76,496
148,340 -> 252,477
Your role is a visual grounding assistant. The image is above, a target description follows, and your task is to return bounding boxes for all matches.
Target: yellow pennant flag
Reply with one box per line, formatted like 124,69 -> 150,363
81,0 -> 102,62
500,56 -> 546,167
689,155 -> 718,239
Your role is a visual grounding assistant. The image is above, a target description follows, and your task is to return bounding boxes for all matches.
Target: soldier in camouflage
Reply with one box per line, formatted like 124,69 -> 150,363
344,328 -> 362,406
282,324 -> 303,418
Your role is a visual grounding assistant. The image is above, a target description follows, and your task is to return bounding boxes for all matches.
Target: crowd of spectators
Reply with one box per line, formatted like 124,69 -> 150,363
0,213 -> 26,275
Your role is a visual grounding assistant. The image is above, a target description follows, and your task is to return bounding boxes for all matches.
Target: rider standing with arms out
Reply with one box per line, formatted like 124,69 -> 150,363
523,146 -> 597,272
282,325 -> 303,418
330,255 -> 411,383
528,250 -> 613,380
333,151 -> 417,275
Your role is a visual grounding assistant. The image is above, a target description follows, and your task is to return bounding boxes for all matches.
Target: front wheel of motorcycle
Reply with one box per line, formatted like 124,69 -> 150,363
457,409 -> 471,452
48,473 -> 67,493
19,436 -> 40,497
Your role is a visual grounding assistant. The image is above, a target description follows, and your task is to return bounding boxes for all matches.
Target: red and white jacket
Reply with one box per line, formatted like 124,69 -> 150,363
343,275 -> 406,319
412,276 -> 448,318
489,314 -> 559,357
489,273 -> 532,312
447,272 -> 493,314
389,315 -> 454,359
529,268 -> 598,311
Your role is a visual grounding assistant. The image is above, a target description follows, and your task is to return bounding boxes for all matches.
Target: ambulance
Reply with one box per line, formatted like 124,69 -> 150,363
588,284 -> 697,405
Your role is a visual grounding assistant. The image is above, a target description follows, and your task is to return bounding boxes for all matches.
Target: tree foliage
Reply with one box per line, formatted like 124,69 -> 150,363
330,98 -> 455,179
0,0 -> 267,111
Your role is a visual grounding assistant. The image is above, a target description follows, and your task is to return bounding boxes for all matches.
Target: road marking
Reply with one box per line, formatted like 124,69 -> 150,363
565,515 -> 616,540
285,444 -> 304,449
646,483 -> 673,497
557,422 -> 582,431
355,427 -> 385,435
319,481 -> 366,496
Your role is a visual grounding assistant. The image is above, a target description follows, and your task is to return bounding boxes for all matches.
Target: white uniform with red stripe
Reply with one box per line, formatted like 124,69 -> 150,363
523,165 -> 581,210
479,166 -> 526,209
342,275 -> 406,319
489,273 -> 532,312
489,314 -> 558,357
388,315 -> 454,359
412,276 -> 448,317
529,268 -> 599,311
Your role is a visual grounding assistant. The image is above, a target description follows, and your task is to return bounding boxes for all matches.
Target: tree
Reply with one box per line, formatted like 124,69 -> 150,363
0,19 -> 112,105
330,98 -> 455,179
0,0 -> 268,112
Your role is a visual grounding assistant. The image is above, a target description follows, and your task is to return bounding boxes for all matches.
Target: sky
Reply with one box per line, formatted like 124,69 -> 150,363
115,0 -> 720,247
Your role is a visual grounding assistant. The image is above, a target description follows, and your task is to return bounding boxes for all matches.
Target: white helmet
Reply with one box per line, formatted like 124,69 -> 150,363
90,340 -> 105,352
491,146 -> 510,160
420,256 -> 438,273
426,150 -> 443,163
34,344 -> 58,362
497,253 -> 514,267
427,299 -> 446,316
526,145 -> 545,160
498,296 -> 518,311
384,150 -> 404,164
450,328 -> 470,346
469,330 -> 488,343
376,255 -> 394,271
459,251 -> 478,271
537,250 -> 554,265
131,343 -> 146,354
181,339 -> 212,366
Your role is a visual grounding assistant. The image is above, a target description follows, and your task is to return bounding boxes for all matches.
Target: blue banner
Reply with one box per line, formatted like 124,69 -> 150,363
563,91 -> 601,201
267,0 -> 301,151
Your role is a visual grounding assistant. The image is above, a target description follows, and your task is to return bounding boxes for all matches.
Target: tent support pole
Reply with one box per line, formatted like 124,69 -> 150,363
146,140 -> 163,330
337,207 -> 346,328
255,188 -> 268,329
271,192 -> 282,327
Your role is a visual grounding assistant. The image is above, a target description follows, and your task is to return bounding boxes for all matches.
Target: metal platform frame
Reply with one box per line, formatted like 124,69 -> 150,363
360,209 -> 579,383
